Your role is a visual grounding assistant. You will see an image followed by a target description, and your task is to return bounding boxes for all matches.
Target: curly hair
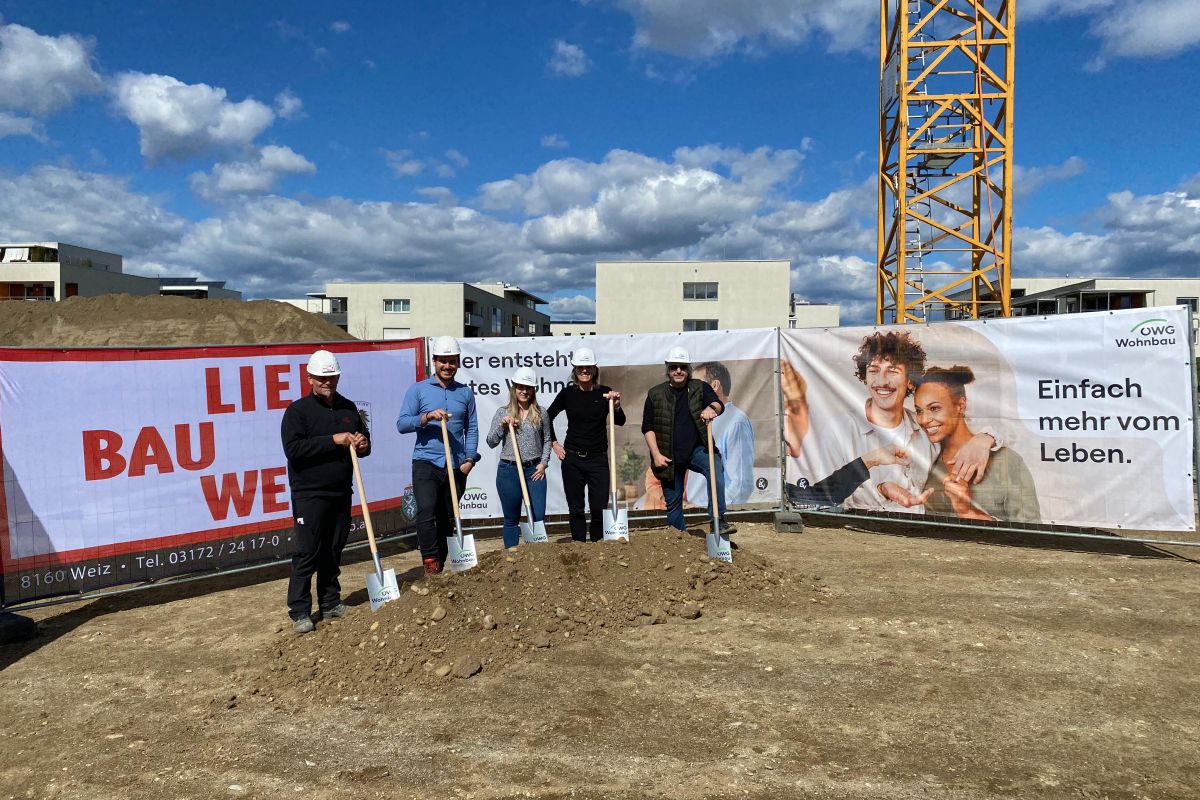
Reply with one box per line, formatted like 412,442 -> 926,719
914,364 -> 975,401
852,331 -> 927,393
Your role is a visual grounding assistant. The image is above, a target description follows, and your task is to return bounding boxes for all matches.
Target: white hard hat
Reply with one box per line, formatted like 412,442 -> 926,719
665,346 -> 691,365
511,366 -> 538,387
307,349 -> 341,376
431,336 -> 461,357
571,347 -> 597,367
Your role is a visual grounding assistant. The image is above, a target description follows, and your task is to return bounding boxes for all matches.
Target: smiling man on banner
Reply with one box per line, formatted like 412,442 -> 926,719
281,350 -> 370,635
396,336 -> 480,574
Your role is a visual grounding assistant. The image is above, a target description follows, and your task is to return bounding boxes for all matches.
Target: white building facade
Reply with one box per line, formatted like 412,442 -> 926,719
595,260 -> 838,334
0,242 -> 240,301
293,281 -> 551,340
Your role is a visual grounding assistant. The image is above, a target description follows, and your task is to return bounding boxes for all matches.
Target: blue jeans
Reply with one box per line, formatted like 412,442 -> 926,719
496,460 -> 547,548
661,446 -> 728,532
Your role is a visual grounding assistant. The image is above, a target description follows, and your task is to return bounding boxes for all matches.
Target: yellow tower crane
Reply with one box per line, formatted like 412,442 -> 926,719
877,0 -> 1014,324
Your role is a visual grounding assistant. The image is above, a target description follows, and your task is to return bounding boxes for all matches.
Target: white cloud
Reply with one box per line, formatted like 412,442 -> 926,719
274,89 -> 304,121
541,134 -> 569,149
0,111 -> 43,140
548,40 -> 592,76
1091,0 -> 1200,59
189,145 -> 316,200
112,72 -> 275,162
330,21 -> 351,33
416,186 -> 458,205
0,165 -> 186,255
548,295 -> 597,320
445,149 -> 470,169
1013,156 -> 1087,199
0,23 -> 103,116
384,149 -> 425,177
616,0 -> 875,58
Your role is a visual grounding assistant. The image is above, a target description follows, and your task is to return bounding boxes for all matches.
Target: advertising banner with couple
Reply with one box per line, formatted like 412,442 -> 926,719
780,306 -> 1196,532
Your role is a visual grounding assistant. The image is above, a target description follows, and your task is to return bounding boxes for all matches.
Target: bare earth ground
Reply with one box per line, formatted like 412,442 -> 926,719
2,521 -> 1199,800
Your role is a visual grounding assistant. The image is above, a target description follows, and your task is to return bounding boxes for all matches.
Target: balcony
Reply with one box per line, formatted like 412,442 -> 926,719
465,311 -> 483,328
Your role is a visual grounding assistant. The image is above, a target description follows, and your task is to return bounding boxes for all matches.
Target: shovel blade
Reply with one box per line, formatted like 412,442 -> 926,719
706,532 -> 733,562
520,519 -> 549,544
447,533 -> 478,573
602,507 -> 629,541
366,568 -> 401,611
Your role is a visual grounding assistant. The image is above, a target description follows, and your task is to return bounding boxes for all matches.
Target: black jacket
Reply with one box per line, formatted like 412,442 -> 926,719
281,392 -> 371,497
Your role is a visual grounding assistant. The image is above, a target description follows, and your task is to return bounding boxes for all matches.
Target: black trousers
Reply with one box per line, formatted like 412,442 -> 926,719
287,493 -> 351,620
412,459 -> 467,564
561,450 -> 610,541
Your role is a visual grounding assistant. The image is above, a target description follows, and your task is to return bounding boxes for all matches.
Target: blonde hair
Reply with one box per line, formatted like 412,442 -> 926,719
505,384 -> 542,429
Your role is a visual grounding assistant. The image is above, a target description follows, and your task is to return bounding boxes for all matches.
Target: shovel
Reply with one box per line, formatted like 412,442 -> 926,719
349,447 -> 401,610
439,417 -> 478,572
705,423 -> 733,562
601,394 -> 629,541
508,425 -> 548,544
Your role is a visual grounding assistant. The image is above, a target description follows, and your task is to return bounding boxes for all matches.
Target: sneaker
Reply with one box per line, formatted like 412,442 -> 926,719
423,557 -> 443,575
321,603 -> 350,619
292,616 -> 315,634
719,521 -> 737,537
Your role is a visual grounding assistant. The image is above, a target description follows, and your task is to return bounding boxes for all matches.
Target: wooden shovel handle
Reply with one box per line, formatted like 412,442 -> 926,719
508,423 -> 534,509
439,417 -> 462,522
349,447 -> 379,557
607,394 -> 619,508
706,422 -> 719,530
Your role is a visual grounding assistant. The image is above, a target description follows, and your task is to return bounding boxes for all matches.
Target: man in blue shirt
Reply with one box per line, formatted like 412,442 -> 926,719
686,361 -> 755,506
396,336 -> 480,574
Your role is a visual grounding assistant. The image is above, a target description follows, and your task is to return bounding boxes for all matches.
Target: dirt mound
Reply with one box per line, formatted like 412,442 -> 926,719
0,295 -> 355,346
261,528 -> 820,698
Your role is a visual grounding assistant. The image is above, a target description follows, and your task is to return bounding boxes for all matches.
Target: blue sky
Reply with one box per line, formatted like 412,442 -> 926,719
1,1 -> 1197,323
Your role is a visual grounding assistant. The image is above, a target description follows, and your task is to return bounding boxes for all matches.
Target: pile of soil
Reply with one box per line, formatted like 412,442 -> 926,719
0,295 -> 355,346
261,528 -> 821,697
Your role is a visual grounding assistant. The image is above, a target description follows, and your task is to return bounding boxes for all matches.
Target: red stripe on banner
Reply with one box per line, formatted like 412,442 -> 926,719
0,339 -> 422,363
2,495 -> 405,570
0,421 -> 10,575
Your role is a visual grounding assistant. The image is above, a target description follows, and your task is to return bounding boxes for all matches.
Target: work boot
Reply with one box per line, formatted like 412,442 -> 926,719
314,604 -> 348,623
423,557 -> 442,575
719,521 -> 737,537
292,616 -> 315,635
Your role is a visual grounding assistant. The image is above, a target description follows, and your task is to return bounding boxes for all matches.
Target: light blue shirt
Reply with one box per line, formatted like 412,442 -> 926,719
686,401 -> 756,505
396,377 -> 481,468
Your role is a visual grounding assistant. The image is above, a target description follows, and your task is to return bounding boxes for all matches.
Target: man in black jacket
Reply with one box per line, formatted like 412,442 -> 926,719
281,349 -> 370,634
641,345 -> 735,537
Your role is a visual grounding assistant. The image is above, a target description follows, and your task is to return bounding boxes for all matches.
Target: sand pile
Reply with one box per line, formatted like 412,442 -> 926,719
0,295 -> 355,346
262,529 -> 820,697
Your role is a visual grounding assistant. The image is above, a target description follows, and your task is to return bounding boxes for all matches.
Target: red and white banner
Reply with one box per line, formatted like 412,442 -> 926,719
0,341 -> 422,603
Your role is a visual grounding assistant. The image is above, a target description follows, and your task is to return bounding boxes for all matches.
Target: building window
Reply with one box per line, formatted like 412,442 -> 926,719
1176,297 -> 1198,312
383,298 -> 411,313
528,321 -> 537,335
683,282 -> 718,300
491,307 -> 502,334
683,319 -> 718,331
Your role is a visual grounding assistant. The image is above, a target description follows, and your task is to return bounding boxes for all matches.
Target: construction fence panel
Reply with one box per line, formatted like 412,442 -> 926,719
0,340 -> 423,605
780,307 -> 1196,532
455,328 -> 782,520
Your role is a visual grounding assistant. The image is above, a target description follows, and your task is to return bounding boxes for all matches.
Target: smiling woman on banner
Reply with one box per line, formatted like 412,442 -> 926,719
486,367 -> 552,548
912,365 -> 1041,523
547,347 -> 625,542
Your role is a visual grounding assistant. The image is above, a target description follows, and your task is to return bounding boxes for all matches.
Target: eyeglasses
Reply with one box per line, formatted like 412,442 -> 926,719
667,364 -> 689,372
309,374 -> 337,383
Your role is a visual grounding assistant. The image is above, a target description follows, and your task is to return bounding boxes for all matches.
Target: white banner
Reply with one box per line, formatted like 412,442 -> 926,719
454,329 -> 781,520
1,341 -> 421,601
781,308 -> 1196,531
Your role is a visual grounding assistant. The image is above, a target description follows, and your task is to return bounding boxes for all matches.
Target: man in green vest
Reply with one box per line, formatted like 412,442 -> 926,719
641,345 -> 736,536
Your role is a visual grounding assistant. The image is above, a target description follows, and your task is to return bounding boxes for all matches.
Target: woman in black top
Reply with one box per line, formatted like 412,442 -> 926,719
547,347 -> 625,541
